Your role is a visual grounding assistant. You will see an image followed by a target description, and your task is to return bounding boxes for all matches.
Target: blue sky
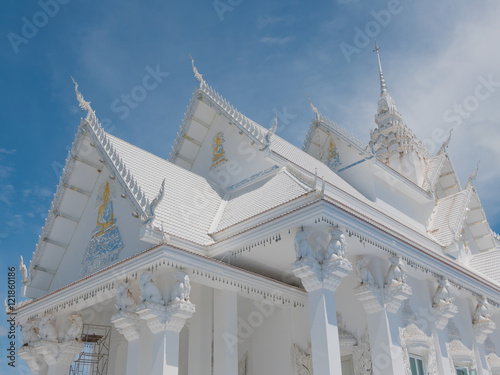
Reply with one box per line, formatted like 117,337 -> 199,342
1,0 -> 500,371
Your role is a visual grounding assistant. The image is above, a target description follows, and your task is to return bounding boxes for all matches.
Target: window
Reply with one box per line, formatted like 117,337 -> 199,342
409,356 -> 425,375
456,369 -> 477,375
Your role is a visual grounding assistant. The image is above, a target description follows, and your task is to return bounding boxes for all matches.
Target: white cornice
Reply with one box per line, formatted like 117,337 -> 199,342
14,244 -> 307,323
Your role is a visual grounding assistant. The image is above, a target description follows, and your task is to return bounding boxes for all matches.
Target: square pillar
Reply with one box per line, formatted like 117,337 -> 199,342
111,311 -> 143,375
213,289 -> 238,375
137,301 -> 195,375
292,257 -> 352,375
355,283 -> 410,375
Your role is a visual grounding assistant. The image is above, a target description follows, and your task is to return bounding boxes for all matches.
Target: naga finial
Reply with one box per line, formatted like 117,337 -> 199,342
71,76 -> 92,113
307,95 -> 321,120
467,160 -> 480,186
189,55 -> 204,84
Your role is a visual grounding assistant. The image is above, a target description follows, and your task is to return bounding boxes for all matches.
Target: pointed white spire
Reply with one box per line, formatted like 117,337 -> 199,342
307,95 -> 321,120
437,129 -> 453,155
373,41 -> 388,95
71,76 -> 92,112
467,160 -> 480,186
189,55 -> 204,84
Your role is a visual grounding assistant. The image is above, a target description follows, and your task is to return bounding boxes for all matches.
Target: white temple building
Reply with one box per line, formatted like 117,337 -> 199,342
13,47 -> 500,375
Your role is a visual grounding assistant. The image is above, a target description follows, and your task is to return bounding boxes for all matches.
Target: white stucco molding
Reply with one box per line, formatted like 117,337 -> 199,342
111,311 -> 141,341
446,340 -> 477,371
432,302 -> 458,330
487,353 -> 500,375
18,346 -> 47,373
291,257 -> 352,292
399,324 -> 438,375
136,300 -> 195,334
13,244 -> 307,326
33,339 -> 83,368
473,319 -> 496,344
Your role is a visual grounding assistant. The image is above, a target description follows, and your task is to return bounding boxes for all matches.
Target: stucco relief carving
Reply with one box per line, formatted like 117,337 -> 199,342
325,228 -> 346,260
239,352 -> 247,375
64,314 -> 83,341
474,296 -> 492,322
355,256 -> 411,314
352,331 -> 372,375
21,319 -> 40,346
486,353 -> 500,375
294,227 -> 316,261
116,282 -> 137,312
385,256 -> 407,286
432,278 -> 457,329
472,296 -> 496,343
139,271 -> 164,305
399,324 -> 438,375
136,269 -> 195,334
291,227 -> 352,292
39,313 -> 58,342
356,257 -> 375,286
294,343 -> 313,375
172,271 -> 191,303
446,340 -> 477,371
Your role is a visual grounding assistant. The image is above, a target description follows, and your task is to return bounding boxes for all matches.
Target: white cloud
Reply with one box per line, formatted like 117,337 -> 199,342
260,36 -> 294,46
0,149 -> 16,155
257,16 -> 282,30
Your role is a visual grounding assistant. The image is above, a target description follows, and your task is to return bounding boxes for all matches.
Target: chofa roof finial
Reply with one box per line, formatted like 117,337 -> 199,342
71,76 -> 92,113
189,55 -> 204,84
307,95 -> 321,121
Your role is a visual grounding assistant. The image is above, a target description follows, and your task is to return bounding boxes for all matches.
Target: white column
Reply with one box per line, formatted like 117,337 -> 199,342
188,285 -> 213,375
366,309 -> 405,375
213,289 -> 238,375
433,328 -> 453,375
308,287 -> 342,374
111,311 -> 143,375
292,257 -> 352,375
150,329 -> 182,374
137,301 -> 195,375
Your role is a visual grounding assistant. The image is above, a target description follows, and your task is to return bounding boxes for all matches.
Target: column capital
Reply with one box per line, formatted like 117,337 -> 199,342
33,339 -> 83,367
111,311 -> 141,341
136,300 -> 195,334
18,345 -> 47,372
354,282 -> 412,314
473,319 -> 496,344
432,302 -> 458,330
292,257 -> 352,292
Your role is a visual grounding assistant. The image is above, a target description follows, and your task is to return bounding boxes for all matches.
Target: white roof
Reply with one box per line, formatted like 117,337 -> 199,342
469,249 -> 500,283
108,134 -> 223,245
211,168 -> 310,233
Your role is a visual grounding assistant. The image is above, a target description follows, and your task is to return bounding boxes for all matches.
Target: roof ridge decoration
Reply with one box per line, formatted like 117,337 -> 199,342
422,152 -> 447,192
444,179 -> 475,246
302,97 -> 370,153
466,160 -> 480,188
71,78 -> 160,224
141,179 -> 166,225
189,57 -> 273,151
285,163 -> 317,190
437,129 -> 453,156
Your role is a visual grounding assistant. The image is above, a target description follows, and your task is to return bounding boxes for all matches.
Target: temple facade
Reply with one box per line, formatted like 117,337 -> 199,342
13,50 -> 500,375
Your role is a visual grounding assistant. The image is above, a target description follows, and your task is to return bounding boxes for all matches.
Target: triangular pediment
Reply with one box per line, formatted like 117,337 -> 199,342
169,79 -> 279,192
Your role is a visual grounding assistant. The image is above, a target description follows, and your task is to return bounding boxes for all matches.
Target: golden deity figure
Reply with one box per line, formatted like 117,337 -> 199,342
328,141 -> 338,159
213,134 -> 224,162
96,182 -> 114,236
